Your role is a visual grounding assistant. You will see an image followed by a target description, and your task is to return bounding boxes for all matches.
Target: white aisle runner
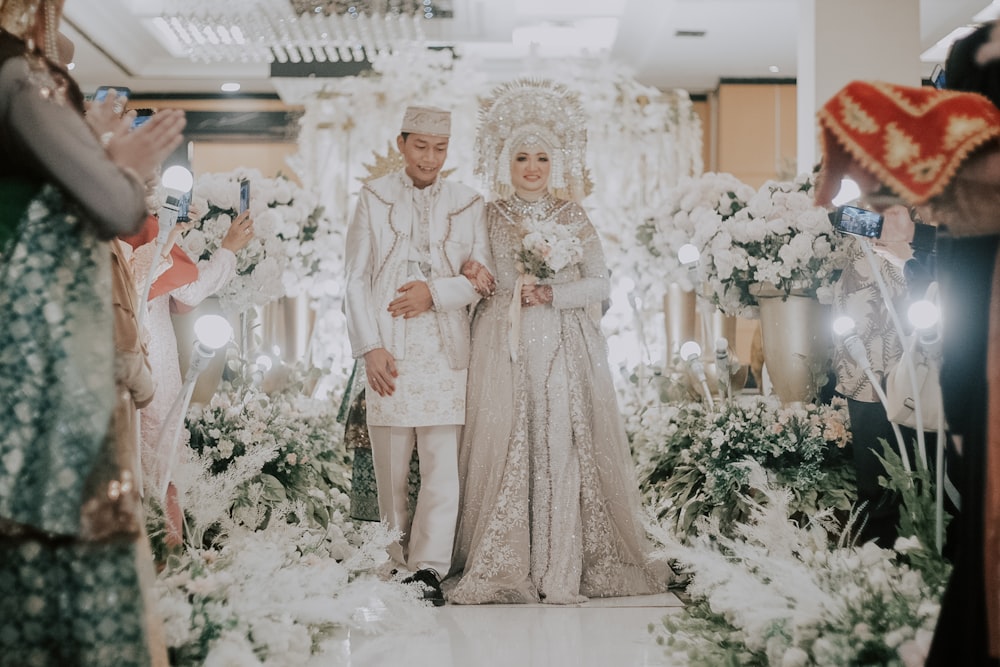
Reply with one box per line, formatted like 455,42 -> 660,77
341,593 -> 683,667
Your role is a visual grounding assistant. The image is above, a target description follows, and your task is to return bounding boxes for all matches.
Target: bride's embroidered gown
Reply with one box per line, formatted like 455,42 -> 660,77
447,194 -> 671,604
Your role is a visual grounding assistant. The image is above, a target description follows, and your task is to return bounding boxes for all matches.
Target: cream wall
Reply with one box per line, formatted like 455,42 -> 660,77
708,81 -> 799,367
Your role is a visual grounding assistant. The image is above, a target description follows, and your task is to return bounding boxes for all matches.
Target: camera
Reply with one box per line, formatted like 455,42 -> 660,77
239,179 -> 250,214
830,204 -> 884,239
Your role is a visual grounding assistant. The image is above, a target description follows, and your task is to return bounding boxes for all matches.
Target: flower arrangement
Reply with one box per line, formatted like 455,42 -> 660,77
182,168 -> 333,314
632,395 -> 855,539
155,511 -> 433,665
647,463 -> 949,667
517,217 -> 585,280
699,174 -> 849,319
185,364 -> 351,531
637,172 -> 755,291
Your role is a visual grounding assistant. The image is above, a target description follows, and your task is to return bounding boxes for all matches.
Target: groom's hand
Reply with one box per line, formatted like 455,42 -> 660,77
364,348 -> 398,396
388,281 -> 433,319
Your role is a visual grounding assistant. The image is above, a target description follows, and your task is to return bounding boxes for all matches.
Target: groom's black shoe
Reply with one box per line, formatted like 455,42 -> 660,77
402,568 -> 445,606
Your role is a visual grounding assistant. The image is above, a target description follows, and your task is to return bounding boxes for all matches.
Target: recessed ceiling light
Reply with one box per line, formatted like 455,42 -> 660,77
768,65 -> 780,73
221,82 -> 241,92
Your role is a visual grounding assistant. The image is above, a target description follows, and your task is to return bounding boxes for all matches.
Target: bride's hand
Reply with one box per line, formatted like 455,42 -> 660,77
462,260 -> 495,296
520,284 -> 552,307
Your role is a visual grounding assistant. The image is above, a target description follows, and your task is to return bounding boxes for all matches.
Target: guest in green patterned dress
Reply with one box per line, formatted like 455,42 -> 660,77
0,1 -> 185,665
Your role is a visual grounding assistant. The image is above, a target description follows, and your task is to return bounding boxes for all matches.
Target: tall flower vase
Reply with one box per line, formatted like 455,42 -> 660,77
753,285 -> 832,405
663,282 -> 697,360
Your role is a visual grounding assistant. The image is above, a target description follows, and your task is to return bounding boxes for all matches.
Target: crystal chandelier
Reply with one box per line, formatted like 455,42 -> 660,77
155,0 -> 454,65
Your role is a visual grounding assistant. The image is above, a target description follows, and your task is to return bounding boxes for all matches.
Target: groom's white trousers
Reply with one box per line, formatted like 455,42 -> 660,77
368,424 -> 460,575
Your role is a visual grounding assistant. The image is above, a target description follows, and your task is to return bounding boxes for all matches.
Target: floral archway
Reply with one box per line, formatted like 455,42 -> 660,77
273,47 -> 704,388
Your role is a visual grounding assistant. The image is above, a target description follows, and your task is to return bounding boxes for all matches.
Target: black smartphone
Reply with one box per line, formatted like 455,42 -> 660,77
831,204 -> 884,239
93,85 -> 130,103
239,179 -> 250,214
177,191 -> 192,222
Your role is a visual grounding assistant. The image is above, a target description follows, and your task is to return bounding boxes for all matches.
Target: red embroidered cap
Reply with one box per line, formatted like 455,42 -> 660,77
817,80 -> 1000,205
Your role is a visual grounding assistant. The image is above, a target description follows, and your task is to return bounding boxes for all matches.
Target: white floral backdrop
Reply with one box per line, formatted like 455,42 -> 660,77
273,47 -> 703,389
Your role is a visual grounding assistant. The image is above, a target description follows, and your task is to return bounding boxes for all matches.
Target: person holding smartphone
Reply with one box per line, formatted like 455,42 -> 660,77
0,1 -> 185,664
830,204 -> 931,549
119,169 -> 254,548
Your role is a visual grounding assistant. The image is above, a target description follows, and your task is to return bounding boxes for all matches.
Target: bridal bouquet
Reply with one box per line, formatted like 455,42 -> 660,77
181,168 -> 332,314
700,173 -> 848,318
637,172 -> 755,291
517,217 -> 585,280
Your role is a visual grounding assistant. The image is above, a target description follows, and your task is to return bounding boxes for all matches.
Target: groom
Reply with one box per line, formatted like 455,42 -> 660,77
344,105 -> 493,604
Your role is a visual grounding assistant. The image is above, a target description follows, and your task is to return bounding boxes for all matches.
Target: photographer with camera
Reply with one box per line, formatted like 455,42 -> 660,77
816,71 -> 1000,665
830,203 -> 939,549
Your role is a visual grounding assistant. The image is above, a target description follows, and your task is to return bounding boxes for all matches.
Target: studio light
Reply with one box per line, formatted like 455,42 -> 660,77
677,243 -> 700,266
158,314 -> 233,500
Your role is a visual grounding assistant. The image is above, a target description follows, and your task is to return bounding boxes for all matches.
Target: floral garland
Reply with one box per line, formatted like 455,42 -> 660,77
632,394 -> 855,539
182,168 -> 339,315
699,174 -> 849,319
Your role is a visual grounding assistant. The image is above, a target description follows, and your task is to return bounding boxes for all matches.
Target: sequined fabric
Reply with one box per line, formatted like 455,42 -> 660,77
447,198 -> 671,604
0,185 -> 115,537
0,537 -> 151,667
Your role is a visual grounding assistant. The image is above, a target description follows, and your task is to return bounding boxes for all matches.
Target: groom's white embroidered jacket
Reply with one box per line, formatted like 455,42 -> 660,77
344,170 -> 491,370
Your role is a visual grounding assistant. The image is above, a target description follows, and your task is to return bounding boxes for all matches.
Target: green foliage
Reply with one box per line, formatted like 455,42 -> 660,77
186,361 -> 351,532
634,396 -> 856,540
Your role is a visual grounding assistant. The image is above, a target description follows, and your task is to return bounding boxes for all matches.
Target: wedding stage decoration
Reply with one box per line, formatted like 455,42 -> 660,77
646,459 -> 949,667
640,171 -> 849,403
276,47 -> 703,382
183,168 -> 344,318
139,37 -> 951,667
699,174 -> 846,321
631,395 -> 855,540
151,361 -> 434,665
185,365 -> 351,530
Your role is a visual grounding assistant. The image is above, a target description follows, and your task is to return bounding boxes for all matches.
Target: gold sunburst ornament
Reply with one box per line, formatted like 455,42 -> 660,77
359,141 -> 457,184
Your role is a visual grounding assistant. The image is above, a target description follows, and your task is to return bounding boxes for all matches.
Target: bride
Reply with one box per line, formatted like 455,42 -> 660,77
446,79 -> 672,604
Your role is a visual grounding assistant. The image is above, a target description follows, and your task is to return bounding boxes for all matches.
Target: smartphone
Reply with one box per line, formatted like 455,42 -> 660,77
93,85 -> 130,103
177,191 -> 192,222
239,179 -> 250,214
130,114 -> 153,131
831,204 -> 884,239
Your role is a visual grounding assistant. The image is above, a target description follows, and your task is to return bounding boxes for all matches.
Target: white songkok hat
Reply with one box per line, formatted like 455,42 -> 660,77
400,105 -> 451,137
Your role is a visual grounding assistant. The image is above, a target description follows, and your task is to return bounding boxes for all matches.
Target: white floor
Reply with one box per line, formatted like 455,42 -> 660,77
341,593 -> 684,667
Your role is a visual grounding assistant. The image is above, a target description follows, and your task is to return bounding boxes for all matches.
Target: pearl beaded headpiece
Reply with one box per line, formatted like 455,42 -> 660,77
0,0 -> 60,62
475,78 -> 588,201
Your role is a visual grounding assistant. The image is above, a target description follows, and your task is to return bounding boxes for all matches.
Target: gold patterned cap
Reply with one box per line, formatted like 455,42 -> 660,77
400,105 -> 451,137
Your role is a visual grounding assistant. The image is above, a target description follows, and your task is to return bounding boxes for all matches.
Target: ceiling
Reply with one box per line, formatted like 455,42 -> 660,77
60,0 -> 997,99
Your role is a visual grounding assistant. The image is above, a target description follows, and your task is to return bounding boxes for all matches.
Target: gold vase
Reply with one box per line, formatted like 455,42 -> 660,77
663,282 -> 697,360
755,289 -> 831,404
